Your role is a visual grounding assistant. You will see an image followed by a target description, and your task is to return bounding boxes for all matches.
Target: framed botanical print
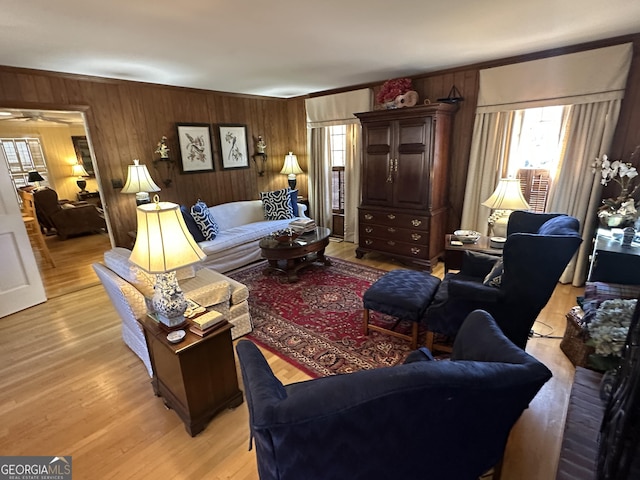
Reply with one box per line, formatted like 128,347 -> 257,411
176,123 -> 215,173
217,124 -> 250,170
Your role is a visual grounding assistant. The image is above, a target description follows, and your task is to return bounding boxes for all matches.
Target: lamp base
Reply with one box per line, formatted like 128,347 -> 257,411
151,271 -> 187,328
135,192 -> 151,205
287,175 -> 296,190
487,210 -> 512,238
76,179 -> 87,193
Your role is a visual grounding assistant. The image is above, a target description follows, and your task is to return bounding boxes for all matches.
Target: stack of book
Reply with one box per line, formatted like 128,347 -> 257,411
289,218 -> 316,233
188,309 -> 226,337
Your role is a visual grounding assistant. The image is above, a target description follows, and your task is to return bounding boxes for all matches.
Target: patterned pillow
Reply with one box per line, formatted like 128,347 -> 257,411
260,188 -> 294,220
483,258 -> 504,287
180,205 -> 205,242
190,200 -> 219,241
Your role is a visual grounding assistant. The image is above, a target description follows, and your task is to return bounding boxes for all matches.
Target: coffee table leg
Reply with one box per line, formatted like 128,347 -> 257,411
317,248 -> 331,266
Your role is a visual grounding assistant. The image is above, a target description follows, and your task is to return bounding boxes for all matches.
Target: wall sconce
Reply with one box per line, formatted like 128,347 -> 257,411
71,163 -> 89,193
280,152 -> 304,189
482,178 -> 530,237
153,135 -> 175,187
252,135 -> 267,176
121,159 -> 161,205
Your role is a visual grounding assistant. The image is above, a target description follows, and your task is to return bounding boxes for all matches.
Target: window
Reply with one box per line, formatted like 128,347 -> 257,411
506,106 -> 567,212
1,138 -> 49,195
329,125 -> 346,214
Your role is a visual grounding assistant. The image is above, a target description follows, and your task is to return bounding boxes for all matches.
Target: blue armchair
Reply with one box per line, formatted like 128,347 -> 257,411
236,310 -> 552,480
424,212 -> 582,350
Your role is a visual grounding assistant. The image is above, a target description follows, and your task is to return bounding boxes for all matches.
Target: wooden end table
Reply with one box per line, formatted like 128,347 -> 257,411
259,226 -> 332,282
139,316 -> 243,436
443,234 -> 503,272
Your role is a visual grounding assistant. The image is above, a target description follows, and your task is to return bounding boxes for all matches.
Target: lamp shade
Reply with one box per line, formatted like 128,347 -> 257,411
27,171 -> 44,182
121,159 -> 161,195
482,178 -> 530,211
280,152 -> 304,175
129,200 -> 206,274
72,164 -> 89,178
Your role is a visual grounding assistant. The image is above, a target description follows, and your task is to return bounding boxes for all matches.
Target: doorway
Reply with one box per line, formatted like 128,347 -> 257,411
0,106 -> 113,299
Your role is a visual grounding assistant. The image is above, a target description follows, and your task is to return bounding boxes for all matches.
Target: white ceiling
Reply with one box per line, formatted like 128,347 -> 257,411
1,0 -> 640,99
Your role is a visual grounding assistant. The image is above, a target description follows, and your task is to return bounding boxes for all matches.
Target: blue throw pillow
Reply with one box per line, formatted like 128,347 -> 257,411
261,188 -> 294,220
180,205 -> 205,242
289,189 -> 299,217
537,215 -> 579,236
190,200 -> 219,241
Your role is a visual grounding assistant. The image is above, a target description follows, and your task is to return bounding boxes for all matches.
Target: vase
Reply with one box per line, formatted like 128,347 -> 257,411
599,369 -> 619,402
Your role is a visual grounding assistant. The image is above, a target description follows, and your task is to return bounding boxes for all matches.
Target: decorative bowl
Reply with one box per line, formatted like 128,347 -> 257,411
272,229 -> 300,244
453,230 -> 481,244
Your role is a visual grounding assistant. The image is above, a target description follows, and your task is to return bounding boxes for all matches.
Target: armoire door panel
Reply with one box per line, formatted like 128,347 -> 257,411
394,153 -> 429,209
362,153 -> 393,205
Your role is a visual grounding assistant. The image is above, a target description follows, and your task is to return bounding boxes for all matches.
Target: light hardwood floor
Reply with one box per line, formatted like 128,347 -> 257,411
1,237 -> 582,479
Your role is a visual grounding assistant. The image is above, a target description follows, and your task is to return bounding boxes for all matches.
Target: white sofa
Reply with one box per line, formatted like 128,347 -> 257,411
198,199 -> 308,273
93,247 -> 253,377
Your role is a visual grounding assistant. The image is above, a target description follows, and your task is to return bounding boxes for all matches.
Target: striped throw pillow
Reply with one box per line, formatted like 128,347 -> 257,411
191,200 -> 219,240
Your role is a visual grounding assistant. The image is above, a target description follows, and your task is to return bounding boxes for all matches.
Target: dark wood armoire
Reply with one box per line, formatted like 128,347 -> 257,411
355,103 -> 457,270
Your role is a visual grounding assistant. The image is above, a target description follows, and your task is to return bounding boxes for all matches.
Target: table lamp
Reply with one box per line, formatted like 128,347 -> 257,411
121,159 -> 161,205
280,152 -> 304,190
27,171 -> 44,188
71,163 -> 89,193
482,178 -> 530,237
129,197 -> 206,328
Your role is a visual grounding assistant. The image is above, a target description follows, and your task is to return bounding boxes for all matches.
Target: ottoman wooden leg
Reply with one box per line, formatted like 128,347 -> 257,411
410,322 -> 419,350
363,309 -> 370,336
425,331 -> 435,350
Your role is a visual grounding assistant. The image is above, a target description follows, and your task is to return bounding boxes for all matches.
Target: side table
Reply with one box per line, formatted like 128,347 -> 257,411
443,234 -> 503,272
588,228 -> 640,284
139,317 -> 243,436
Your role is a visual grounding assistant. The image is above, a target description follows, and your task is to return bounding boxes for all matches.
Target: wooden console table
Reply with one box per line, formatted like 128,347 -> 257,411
139,317 -> 243,436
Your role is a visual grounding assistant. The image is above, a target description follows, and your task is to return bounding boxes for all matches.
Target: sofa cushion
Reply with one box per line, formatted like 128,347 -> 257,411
198,219 -> 295,255
180,205 -> 205,242
261,188 -> 294,220
191,200 -> 220,240
538,215 -> 580,236
104,247 -> 155,297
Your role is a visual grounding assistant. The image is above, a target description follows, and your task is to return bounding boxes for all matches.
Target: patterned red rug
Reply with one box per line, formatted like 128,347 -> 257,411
229,257 -> 420,378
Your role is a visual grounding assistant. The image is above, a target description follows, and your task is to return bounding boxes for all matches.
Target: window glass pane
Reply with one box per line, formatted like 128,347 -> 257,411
1,137 -> 49,191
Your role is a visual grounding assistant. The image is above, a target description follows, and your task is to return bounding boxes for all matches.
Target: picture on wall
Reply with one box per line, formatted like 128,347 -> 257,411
176,123 -> 215,173
71,136 -> 94,176
218,124 -> 250,170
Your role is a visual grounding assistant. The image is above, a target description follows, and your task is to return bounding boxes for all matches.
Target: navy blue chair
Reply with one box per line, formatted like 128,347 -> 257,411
236,310 -> 552,480
424,212 -> 582,351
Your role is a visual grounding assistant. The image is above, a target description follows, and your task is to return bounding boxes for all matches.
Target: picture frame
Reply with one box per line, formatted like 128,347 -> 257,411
217,124 -> 250,170
176,123 -> 215,173
71,136 -> 94,176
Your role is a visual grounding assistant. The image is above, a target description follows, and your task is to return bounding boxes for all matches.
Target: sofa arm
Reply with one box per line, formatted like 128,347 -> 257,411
297,203 -> 309,218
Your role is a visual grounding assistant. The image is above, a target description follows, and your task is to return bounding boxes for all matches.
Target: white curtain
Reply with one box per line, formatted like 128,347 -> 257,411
461,43 -> 632,285
547,100 -> 622,285
305,89 -> 372,238
308,128 -> 332,228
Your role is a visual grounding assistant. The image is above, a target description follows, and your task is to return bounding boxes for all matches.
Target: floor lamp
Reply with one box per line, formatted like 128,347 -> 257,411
482,178 -> 530,238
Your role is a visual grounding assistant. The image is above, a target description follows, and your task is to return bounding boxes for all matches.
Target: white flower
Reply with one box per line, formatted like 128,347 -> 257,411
587,299 -> 636,358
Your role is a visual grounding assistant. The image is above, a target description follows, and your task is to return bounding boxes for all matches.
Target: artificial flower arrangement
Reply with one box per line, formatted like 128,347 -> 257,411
592,146 -> 640,225
376,78 -> 413,104
586,298 -> 636,371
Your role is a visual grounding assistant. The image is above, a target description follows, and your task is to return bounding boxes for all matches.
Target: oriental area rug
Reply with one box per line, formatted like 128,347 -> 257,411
229,257 -> 421,378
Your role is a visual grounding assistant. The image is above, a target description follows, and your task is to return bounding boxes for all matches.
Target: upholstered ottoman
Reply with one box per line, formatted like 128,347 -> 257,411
363,269 -> 441,349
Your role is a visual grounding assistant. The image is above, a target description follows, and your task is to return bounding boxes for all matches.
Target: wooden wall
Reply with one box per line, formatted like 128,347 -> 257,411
0,71 -> 308,247
2,33 -> 639,246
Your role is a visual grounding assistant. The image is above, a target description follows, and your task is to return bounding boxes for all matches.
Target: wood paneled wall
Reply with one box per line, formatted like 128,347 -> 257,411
2,33 -> 639,246
0,71 -> 308,247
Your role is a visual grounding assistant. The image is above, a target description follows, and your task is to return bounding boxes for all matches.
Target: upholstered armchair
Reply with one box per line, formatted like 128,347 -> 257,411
33,187 -> 106,239
424,212 -> 582,350
236,310 -> 552,480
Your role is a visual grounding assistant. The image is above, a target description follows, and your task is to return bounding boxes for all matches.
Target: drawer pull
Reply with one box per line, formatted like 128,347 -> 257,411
387,214 -> 396,220
387,240 -> 396,246
411,219 -> 422,227
387,227 -> 396,233
365,227 -> 373,233
411,247 -> 421,255
365,239 -> 373,246
364,213 -> 373,220
411,233 -> 422,241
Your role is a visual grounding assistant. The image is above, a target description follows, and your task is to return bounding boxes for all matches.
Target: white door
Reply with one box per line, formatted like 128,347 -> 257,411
0,147 -> 46,317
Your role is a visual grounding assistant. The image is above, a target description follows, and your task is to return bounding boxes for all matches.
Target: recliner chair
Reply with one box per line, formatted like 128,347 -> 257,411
236,310 -> 552,480
424,211 -> 582,350
33,187 -> 106,239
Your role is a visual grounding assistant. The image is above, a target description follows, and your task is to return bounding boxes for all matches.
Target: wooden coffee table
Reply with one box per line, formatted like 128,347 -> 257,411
259,226 -> 332,282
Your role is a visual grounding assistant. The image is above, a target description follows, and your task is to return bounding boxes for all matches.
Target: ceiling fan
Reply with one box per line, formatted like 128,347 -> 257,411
0,111 -> 79,125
